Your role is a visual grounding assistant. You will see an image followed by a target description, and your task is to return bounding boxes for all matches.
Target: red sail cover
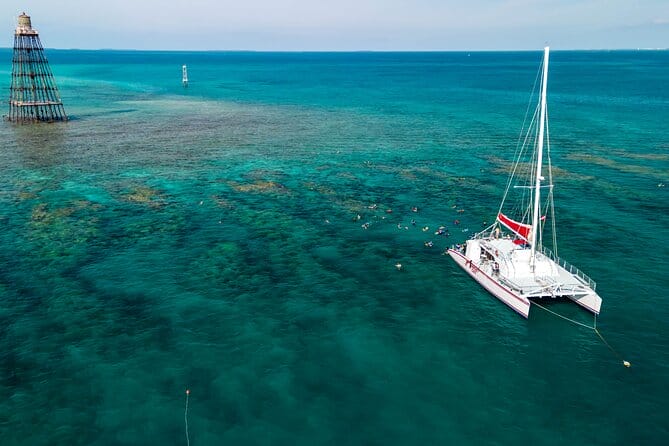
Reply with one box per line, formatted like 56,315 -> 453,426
497,213 -> 532,242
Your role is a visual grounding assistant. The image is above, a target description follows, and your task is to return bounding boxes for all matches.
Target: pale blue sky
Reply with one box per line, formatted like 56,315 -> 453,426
3,0 -> 668,50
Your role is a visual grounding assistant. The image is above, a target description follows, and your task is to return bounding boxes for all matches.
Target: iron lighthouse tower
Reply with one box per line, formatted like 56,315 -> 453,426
8,12 -> 67,122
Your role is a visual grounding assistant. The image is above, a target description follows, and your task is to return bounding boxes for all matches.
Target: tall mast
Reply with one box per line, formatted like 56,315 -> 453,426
530,46 -> 550,269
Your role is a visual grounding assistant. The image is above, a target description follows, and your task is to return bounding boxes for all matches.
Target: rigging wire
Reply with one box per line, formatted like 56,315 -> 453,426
545,110 -> 558,256
503,105 -> 539,222
498,60 -> 543,217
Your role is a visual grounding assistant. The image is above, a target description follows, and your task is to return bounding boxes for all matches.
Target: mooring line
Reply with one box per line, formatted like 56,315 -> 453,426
531,302 -> 630,367
594,327 -> 630,367
531,301 -> 594,329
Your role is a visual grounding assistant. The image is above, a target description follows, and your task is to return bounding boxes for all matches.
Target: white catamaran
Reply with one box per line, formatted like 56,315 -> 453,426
448,47 -> 602,318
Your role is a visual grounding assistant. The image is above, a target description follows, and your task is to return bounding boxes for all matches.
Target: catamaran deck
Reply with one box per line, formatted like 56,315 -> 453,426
458,236 -> 602,314
482,238 -> 594,295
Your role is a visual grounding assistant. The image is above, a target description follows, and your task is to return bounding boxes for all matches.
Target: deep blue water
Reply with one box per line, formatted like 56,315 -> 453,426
1,49 -> 668,445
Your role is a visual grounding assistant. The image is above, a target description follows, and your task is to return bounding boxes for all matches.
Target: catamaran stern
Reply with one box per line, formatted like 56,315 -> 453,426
568,293 -> 602,315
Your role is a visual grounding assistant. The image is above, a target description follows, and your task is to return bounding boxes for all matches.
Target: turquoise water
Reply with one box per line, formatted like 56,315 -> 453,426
1,49 -> 668,445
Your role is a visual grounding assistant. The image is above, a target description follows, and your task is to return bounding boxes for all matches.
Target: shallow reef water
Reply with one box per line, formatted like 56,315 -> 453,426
0,49 -> 668,445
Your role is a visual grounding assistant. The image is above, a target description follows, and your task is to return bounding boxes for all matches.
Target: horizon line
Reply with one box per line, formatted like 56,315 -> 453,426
0,47 -> 667,53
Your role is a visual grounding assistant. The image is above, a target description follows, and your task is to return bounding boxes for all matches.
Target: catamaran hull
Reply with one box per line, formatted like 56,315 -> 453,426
565,290 -> 602,315
448,249 -> 531,318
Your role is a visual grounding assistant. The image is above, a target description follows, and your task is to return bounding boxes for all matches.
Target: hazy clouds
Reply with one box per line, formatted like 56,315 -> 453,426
2,0 -> 668,50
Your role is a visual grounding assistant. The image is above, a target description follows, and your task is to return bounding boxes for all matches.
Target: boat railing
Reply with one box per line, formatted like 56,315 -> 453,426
540,246 -> 597,291
471,222 -> 497,240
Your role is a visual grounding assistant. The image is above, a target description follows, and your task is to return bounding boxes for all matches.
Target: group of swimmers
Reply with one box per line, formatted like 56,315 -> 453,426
354,204 -> 473,252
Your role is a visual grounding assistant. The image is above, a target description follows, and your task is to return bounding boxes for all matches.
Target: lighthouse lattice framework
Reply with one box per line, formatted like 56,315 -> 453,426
8,12 -> 67,122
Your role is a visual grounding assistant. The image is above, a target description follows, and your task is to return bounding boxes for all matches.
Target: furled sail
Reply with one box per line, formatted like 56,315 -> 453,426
497,213 -> 532,242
